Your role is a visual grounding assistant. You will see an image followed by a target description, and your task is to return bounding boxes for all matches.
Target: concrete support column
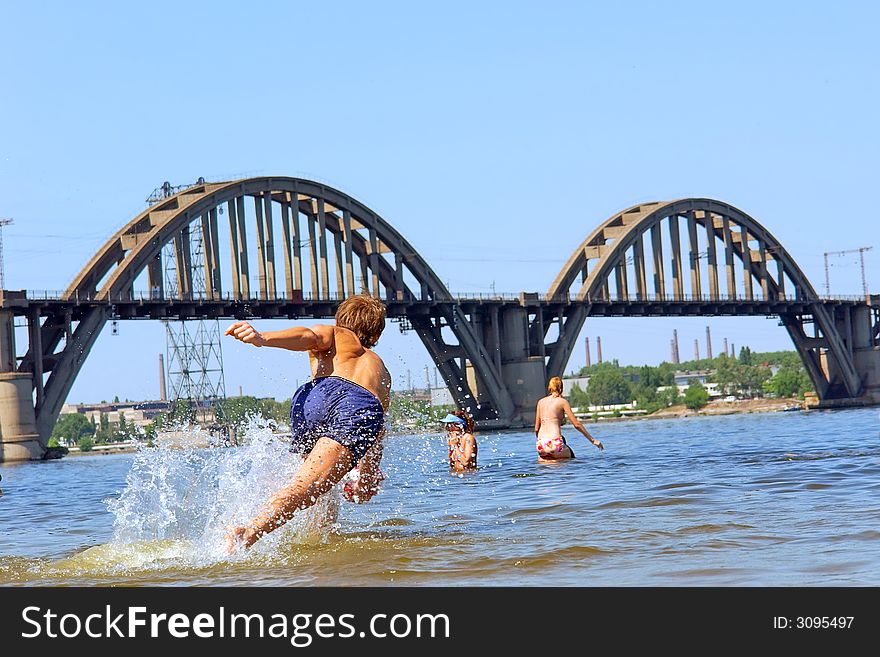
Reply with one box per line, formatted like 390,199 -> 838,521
852,306 -> 880,403
1,310 -> 14,373
498,306 -> 547,425
0,311 -> 43,461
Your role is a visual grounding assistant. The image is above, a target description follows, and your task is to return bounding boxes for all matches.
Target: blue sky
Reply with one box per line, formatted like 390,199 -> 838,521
1,1 -> 877,402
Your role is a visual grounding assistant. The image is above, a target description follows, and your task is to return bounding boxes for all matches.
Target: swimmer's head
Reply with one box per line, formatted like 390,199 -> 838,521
442,410 -> 474,434
335,294 -> 386,348
548,376 -> 563,395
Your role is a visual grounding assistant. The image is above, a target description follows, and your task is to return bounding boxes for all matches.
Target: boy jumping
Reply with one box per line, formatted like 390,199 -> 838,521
223,294 -> 391,552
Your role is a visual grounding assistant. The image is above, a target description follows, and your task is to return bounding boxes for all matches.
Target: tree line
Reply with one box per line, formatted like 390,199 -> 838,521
567,348 -> 814,413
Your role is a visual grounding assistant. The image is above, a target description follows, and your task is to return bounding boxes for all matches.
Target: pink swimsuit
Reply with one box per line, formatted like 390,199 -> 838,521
536,435 -> 567,457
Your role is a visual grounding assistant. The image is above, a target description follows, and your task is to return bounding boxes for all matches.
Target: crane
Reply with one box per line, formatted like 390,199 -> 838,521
823,246 -> 873,296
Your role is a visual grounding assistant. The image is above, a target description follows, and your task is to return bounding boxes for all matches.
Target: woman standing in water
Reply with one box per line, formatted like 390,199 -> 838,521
534,377 -> 603,462
442,411 -> 477,471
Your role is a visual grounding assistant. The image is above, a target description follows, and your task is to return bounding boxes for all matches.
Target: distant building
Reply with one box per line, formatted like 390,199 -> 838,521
673,370 -> 713,386
59,399 -> 217,429
430,387 -> 455,407
561,376 -> 590,392
659,382 -> 722,398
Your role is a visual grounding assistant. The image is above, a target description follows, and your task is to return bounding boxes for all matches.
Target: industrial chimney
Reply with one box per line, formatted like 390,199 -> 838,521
158,353 -> 167,401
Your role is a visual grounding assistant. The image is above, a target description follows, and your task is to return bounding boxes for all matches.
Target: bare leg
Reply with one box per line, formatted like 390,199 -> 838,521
226,437 -> 353,551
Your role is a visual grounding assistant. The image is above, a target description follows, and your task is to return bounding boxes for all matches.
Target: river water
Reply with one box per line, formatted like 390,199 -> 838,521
0,408 -> 878,586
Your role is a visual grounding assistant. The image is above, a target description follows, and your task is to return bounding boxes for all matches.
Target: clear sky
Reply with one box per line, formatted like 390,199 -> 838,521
1,1 -> 877,403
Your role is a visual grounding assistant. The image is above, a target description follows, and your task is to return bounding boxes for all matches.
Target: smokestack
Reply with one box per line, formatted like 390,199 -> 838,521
585,336 -> 591,368
731,343 -> 735,358
672,329 -> 680,364
706,326 -> 713,359
694,339 -> 700,361
239,385 -> 243,397
670,339 -> 676,363
158,353 -> 167,401
596,336 -> 603,364
723,337 -> 728,356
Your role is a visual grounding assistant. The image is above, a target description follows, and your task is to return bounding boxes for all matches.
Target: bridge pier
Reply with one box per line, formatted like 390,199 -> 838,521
814,303 -> 880,406
0,310 -> 44,462
499,306 -> 547,426
851,305 -> 880,404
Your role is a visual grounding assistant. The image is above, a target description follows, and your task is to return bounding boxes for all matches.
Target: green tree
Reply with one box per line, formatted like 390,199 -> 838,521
739,364 -> 772,398
78,436 -> 95,452
116,412 -> 129,442
657,386 -> 681,407
739,346 -> 753,365
215,396 -> 267,427
683,383 -> 709,410
94,411 -> 112,443
585,368 -> 632,406
51,413 -> 94,445
764,367 -> 813,398
568,383 -> 590,409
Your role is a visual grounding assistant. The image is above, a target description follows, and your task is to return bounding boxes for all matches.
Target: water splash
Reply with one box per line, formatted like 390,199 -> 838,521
82,419 -> 342,573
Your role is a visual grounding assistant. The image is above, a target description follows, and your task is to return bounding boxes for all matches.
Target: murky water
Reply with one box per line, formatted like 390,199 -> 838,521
1,409 -> 878,586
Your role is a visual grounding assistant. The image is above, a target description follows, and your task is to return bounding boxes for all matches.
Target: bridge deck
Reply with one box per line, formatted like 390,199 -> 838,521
2,291 -> 875,321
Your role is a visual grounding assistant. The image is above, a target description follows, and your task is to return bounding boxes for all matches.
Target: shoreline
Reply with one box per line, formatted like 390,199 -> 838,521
579,397 -> 807,423
57,399 -> 812,458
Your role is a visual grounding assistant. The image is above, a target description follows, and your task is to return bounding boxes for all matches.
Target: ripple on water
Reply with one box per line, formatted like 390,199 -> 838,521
674,523 -> 755,535
596,496 -> 706,510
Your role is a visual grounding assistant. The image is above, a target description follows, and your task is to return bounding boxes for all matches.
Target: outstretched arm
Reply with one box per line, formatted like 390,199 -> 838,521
563,400 -> 603,450
225,322 -> 334,352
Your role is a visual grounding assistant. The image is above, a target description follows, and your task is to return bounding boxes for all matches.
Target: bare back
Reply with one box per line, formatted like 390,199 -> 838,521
308,325 -> 392,410
536,395 -> 569,440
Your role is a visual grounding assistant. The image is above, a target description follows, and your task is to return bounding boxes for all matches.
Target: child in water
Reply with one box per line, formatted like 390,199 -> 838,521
223,294 -> 391,552
442,410 -> 477,471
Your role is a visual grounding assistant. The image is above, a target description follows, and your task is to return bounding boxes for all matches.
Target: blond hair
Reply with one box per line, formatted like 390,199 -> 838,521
548,376 -> 563,395
335,294 -> 386,348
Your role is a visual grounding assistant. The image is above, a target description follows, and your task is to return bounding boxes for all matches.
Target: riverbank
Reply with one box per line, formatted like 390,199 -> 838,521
58,399 -> 807,457
65,444 -> 140,457
583,397 -> 805,423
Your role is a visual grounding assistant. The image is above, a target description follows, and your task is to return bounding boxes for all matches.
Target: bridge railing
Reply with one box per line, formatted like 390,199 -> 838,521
15,289 -> 877,305
454,291 -> 874,304
541,292 -> 873,304
22,289 -> 421,304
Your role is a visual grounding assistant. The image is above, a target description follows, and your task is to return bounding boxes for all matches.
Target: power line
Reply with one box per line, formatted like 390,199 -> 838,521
823,246 -> 873,295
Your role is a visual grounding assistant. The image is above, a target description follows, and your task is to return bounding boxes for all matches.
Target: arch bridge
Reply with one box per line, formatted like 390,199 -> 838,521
1,179 -> 877,461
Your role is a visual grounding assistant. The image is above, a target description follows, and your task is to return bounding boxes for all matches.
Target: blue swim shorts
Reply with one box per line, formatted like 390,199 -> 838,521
289,376 -> 385,463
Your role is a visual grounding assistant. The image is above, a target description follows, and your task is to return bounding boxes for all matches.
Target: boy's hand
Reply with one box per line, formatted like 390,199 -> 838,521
592,438 -> 604,451
224,525 -> 252,554
224,321 -> 267,347
343,468 -> 385,503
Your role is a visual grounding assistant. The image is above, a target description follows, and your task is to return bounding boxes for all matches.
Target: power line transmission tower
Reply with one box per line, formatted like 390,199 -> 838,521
0,218 -> 13,289
148,180 -> 226,421
823,246 -> 874,296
